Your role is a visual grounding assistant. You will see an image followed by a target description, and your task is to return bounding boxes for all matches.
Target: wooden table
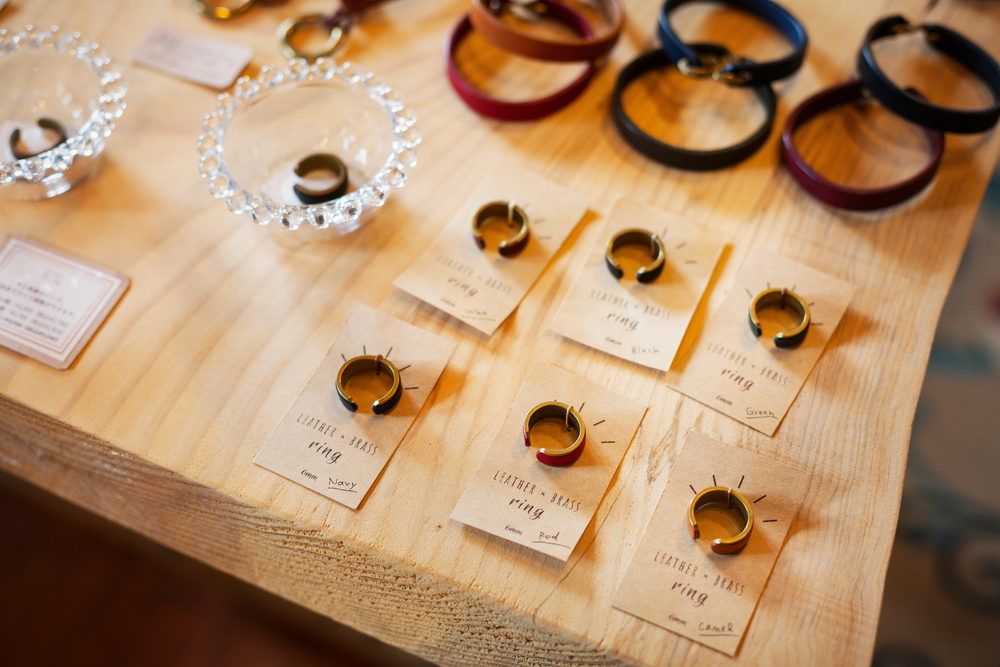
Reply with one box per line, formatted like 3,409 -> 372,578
2,0 -> 998,665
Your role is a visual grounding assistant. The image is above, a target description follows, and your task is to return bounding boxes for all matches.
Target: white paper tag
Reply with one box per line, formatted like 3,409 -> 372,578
0,236 -> 129,370
131,25 -> 253,90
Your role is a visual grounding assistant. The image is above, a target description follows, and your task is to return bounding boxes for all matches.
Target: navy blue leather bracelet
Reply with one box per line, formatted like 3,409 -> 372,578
612,47 -> 777,170
857,16 -> 1000,134
657,0 -> 807,86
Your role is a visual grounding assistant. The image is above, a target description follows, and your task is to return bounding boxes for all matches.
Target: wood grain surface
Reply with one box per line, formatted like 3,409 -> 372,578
2,0 -> 999,665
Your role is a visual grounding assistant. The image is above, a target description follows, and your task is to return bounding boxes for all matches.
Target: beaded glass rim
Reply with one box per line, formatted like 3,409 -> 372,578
0,25 -> 128,186
196,58 -> 420,232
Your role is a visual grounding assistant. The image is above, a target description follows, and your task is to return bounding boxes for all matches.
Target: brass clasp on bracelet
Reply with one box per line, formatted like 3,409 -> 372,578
687,486 -> 754,554
336,354 -> 402,415
278,14 -> 349,60
677,51 -> 749,86
192,0 -> 257,20
605,228 -> 665,283
472,201 -> 530,257
749,287 -> 810,348
523,401 -> 586,466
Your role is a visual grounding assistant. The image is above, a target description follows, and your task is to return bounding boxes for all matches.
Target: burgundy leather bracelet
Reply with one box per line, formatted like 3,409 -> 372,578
445,9 -> 596,121
782,79 -> 945,211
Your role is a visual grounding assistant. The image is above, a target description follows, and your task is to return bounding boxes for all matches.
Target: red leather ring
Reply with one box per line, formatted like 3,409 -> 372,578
782,79 -> 945,211
445,10 -> 596,121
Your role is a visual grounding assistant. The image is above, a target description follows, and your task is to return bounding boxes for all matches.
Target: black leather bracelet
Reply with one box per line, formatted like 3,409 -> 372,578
612,47 -> 777,171
657,0 -> 807,86
857,16 -> 1000,134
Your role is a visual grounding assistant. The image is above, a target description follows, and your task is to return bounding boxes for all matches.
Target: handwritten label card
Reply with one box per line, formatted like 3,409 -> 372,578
549,198 -> 724,372
393,160 -> 588,336
254,303 -> 456,509
613,431 -> 810,656
132,25 -> 253,90
666,248 -> 855,436
451,362 -> 646,561
0,236 -> 129,370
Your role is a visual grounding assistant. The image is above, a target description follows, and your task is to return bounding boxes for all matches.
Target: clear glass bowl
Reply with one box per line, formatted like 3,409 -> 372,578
0,25 -> 127,200
197,58 -> 420,239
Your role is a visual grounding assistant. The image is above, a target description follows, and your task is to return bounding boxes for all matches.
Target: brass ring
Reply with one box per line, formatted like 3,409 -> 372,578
687,486 -> 754,554
278,14 -> 347,61
749,287 -> 811,348
292,153 -> 349,204
336,354 -> 402,415
522,401 -> 585,466
472,201 -> 530,257
192,0 -> 257,20
605,228 -> 666,283
10,118 -> 68,160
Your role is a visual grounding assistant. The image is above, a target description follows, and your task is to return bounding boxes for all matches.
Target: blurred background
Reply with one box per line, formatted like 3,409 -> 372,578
1,159 -> 999,667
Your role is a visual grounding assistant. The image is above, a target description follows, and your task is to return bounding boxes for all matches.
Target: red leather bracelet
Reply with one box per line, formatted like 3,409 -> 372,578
469,0 -> 623,62
445,8 -> 596,121
782,79 -> 945,211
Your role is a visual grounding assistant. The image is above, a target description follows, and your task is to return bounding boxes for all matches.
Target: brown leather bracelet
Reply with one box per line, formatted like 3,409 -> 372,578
469,0 -> 623,62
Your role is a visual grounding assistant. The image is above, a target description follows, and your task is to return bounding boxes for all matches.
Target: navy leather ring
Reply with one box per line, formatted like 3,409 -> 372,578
657,0 -> 807,86
857,16 -> 1000,134
612,47 -> 777,170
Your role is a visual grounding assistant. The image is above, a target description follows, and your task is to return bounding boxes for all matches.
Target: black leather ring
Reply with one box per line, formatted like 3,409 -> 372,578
658,0 -> 808,86
605,228 -> 666,283
10,118 -> 68,160
612,47 -> 777,171
857,16 -> 1000,134
292,153 -> 349,205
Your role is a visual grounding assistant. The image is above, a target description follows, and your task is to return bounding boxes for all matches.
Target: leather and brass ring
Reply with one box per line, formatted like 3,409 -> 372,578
523,401 -> 586,466
472,201 -> 530,257
605,228 -> 665,283
193,0 -> 257,20
469,0 -> 624,62
10,118 -> 68,160
749,287 -> 810,348
687,486 -> 754,554
278,13 -> 348,60
336,354 -> 402,415
292,153 -> 349,205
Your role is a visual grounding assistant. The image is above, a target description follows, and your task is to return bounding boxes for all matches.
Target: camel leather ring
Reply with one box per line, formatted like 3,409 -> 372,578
193,0 -> 256,19
523,401 -> 586,466
445,11 -> 596,121
687,486 -> 753,554
278,14 -> 348,60
605,228 -> 665,283
857,16 -> 1000,134
658,0 -> 807,86
472,201 -> 530,257
469,0 -> 623,62
10,118 -> 68,160
293,153 -> 350,205
749,287 -> 810,348
782,79 -> 944,210
336,354 -> 402,415
612,47 -> 777,170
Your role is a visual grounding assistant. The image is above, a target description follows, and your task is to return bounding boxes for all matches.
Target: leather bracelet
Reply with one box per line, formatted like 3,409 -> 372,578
446,11 -> 596,121
612,47 -> 776,170
857,16 -> 1000,134
469,0 -> 623,62
782,79 -> 944,211
658,0 -> 807,86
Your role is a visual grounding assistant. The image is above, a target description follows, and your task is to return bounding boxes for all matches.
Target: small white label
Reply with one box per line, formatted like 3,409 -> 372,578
131,24 -> 253,90
0,236 -> 129,369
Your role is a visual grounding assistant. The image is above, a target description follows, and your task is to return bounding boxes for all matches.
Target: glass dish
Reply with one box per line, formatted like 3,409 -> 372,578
197,58 -> 420,239
0,25 -> 127,200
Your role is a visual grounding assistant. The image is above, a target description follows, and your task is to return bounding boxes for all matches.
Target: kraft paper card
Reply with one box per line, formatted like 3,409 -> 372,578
255,303 -> 456,509
132,25 -> 253,90
549,198 -> 724,371
666,248 -> 855,436
451,362 -> 646,561
0,235 -> 129,370
613,431 -> 810,656
394,160 -> 588,336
